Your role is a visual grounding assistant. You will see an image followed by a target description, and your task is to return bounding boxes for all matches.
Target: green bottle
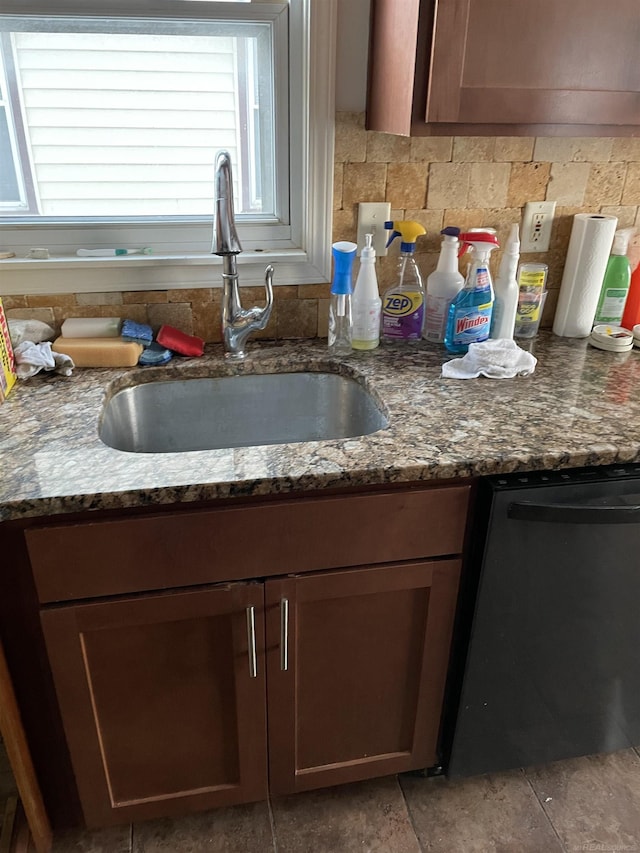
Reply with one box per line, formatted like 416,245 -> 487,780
593,228 -> 635,326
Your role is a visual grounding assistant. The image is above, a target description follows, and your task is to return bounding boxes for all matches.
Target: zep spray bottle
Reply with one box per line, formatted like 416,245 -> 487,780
381,220 -> 426,343
444,231 -> 500,354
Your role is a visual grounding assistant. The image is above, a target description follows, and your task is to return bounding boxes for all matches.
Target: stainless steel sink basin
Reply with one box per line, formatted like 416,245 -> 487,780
99,372 -> 388,453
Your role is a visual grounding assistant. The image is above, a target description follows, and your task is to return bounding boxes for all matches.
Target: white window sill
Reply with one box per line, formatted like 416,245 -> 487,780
0,249 -> 330,295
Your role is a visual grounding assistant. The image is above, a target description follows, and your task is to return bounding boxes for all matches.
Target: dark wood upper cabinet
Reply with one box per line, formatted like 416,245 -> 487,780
367,0 -> 640,136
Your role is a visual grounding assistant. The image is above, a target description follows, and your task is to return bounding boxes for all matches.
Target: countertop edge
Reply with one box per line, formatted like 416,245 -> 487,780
3,445 -> 639,523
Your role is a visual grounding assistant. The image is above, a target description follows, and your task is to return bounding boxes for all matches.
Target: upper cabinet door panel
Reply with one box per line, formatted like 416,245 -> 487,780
367,0 -> 422,136
427,0 -> 640,125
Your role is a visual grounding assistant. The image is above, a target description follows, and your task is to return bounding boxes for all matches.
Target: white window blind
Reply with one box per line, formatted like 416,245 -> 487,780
5,28 -> 271,218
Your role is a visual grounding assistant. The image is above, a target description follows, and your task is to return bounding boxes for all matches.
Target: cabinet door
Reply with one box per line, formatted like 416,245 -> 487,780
40,584 -> 267,827
266,560 -> 461,795
427,0 -> 640,126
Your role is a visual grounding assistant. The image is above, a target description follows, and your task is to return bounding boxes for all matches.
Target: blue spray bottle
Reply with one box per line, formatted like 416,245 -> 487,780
328,241 -> 357,354
444,231 -> 500,354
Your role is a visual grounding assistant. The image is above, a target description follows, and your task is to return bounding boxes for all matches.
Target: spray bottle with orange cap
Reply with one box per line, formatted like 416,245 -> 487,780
444,231 -> 500,354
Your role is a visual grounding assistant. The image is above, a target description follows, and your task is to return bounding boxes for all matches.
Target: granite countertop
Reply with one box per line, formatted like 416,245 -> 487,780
1,333 -> 639,522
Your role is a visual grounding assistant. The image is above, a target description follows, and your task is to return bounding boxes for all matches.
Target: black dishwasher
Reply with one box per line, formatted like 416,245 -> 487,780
446,463 -> 640,778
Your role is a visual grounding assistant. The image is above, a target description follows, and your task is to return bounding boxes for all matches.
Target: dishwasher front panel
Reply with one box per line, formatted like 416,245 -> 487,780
447,465 -> 640,779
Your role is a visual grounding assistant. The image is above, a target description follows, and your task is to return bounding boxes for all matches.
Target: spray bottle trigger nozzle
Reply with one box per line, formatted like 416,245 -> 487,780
385,230 -> 401,249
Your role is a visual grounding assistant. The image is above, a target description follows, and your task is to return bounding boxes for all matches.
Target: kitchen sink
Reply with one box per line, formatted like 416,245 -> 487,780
99,371 -> 388,453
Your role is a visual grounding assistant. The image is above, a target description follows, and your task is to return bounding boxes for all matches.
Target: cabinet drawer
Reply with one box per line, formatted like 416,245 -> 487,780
27,485 -> 470,603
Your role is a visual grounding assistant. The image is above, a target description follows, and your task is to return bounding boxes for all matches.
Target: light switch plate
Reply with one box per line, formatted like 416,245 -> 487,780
521,201 -> 556,252
357,202 -> 391,256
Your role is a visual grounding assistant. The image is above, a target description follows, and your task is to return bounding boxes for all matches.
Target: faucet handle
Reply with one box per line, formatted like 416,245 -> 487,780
256,265 -> 274,330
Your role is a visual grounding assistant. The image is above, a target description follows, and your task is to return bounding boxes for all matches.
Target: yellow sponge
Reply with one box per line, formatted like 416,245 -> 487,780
52,336 -> 143,367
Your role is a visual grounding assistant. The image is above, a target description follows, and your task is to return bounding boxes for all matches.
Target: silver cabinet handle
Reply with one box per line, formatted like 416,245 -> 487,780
246,606 -> 257,678
280,598 -> 289,671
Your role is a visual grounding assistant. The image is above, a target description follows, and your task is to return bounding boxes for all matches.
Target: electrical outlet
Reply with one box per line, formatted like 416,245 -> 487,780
356,202 -> 391,256
521,201 -> 556,252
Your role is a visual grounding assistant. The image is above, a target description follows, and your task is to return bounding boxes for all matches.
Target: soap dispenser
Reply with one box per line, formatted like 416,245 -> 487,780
352,233 -> 381,350
593,228 -> 635,326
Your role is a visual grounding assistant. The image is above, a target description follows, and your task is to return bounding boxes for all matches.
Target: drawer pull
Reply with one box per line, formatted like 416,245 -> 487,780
280,598 -> 289,671
246,606 -> 257,678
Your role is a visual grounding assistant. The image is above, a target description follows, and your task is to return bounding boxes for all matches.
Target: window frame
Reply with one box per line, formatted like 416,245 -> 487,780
0,0 -> 336,294
0,32 -> 39,214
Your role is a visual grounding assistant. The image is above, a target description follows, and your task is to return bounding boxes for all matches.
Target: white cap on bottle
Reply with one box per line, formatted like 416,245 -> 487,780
361,233 -> 376,261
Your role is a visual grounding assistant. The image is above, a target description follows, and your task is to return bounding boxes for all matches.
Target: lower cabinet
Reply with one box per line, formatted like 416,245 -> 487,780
41,559 -> 461,827
266,560 -> 460,795
41,583 -> 269,827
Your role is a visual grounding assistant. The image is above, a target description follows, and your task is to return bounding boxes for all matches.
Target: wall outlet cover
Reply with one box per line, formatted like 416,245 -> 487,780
356,202 -> 391,256
521,201 -> 556,253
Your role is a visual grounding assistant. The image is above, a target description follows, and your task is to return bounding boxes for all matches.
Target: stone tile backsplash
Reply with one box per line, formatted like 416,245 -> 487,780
3,285 -> 327,344
4,112 -> 640,341
333,113 -> 640,330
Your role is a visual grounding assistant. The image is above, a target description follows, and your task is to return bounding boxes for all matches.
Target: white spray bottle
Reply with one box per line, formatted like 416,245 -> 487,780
491,223 -> 520,340
424,226 -> 464,343
352,233 -> 381,350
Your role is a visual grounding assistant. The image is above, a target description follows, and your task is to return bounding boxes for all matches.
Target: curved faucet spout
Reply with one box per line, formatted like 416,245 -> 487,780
212,150 -> 242,256
213,150 -> 274,359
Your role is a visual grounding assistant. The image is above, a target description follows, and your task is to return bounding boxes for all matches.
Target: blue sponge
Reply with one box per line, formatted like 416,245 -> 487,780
138,343 -> 172,365
122,319 -> 153,346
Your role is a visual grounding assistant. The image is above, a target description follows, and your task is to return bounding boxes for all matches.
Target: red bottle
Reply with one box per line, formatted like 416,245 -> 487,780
621,262 -> 640,331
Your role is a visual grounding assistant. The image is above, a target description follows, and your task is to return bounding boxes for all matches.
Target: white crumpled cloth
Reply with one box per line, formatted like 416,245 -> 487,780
14,340 -> 74,379
442,338 -> 537,380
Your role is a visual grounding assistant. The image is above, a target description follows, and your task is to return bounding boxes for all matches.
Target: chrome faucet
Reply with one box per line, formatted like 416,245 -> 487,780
213,150 -> 274,360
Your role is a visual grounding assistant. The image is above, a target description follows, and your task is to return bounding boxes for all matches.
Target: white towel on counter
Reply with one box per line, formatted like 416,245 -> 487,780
442,339 -> 537,380
14,340 -> 75,378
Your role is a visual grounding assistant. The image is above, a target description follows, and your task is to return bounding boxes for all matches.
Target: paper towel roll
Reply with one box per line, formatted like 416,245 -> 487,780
553,213 -> 618,337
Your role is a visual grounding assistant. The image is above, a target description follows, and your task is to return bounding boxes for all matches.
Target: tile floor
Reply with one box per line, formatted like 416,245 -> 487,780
41,748 -> 640,853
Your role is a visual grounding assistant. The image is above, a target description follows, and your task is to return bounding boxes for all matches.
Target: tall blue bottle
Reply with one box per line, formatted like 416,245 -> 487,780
444,232 -> 500,354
